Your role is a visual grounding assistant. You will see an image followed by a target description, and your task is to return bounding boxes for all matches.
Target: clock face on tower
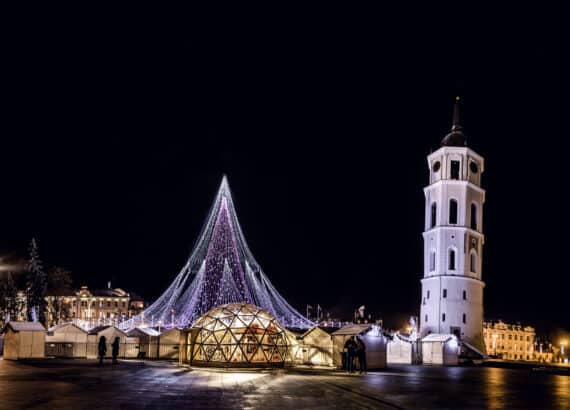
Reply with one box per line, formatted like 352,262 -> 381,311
470,161 -> 478,174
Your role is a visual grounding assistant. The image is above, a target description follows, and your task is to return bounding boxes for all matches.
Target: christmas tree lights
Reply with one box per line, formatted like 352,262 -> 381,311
120,176 -> 313,330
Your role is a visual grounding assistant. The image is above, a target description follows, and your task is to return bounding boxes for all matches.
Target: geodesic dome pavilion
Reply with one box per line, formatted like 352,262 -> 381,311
190,303 -> 288,367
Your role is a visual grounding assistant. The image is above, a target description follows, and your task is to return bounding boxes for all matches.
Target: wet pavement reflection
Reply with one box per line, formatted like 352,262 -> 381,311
0,359 -> 568,409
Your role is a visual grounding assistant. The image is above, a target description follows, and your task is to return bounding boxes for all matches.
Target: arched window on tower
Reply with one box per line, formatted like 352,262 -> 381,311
470,251 -> 477,273
430,202 -> 437,228
448,249 -> 456,270
449,199 -> 458,224
471,203 -> 478,230
429,251 -> 436,271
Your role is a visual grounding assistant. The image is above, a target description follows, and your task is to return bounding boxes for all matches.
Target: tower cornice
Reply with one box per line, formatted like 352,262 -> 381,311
421,275 -> 485,288
427,146 -> 485,165
423,180 -> 486,196
422,226 -> 484,240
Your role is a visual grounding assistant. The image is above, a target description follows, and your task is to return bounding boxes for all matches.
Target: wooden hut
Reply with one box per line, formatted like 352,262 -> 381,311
2,322 -> 46,360
126,327 -> 160,359
421,333 -> 459,365
46,323 -> 88,358
157,327 -> 182,360
387,333 -> 414,364
87,326 -> 139,359
298,326 -> 335,366
332,324 -> 388,369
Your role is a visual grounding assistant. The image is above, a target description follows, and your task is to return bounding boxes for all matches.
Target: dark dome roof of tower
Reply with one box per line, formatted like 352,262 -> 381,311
441,97 -> 467,147
441,129 -> 467,147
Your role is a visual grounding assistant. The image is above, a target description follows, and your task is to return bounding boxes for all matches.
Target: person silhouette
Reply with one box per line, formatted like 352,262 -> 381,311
98,336 -> 107,365
111,337 -> 120,364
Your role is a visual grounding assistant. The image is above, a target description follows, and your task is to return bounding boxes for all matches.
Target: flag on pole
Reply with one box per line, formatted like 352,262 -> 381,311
306,305 -> 313,320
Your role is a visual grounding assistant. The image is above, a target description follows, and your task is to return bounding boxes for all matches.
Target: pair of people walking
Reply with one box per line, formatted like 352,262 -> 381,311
98,336 -> 120,365
343,335 -> 367,374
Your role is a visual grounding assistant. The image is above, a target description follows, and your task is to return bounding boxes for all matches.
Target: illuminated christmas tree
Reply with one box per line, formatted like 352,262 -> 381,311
121,176 -> 313,330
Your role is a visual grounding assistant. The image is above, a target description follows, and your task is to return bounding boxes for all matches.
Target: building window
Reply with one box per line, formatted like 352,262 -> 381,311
449,199 -> 458,224
443,289 -> 447,298
448,249 -> 456,270
425,314 -> 428,323
463,314 -> 466,324
431,203 -> 437,228
429,251 -> 436,271
451,160 -> 460,180
463,290 -> 467,300
471,203 -> 478,230
107,301 -> 111,307
442,313 -> 446,322
427,290 -> 430,299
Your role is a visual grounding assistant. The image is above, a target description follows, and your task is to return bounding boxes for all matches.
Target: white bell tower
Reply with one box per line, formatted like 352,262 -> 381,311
419,98 -> 486,354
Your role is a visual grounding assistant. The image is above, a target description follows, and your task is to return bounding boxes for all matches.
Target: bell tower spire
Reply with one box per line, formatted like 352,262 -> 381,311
451,96 -> 462,131
441,97 -> 467,147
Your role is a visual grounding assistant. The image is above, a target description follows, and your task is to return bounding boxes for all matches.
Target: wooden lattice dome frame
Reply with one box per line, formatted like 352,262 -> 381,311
190,303 -> 288,367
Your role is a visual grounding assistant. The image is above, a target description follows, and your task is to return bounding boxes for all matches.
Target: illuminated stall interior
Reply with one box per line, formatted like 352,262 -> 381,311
189,303 -> 288,367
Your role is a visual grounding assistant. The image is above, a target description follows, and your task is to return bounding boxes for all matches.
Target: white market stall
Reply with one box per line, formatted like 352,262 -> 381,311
46,323 -> 88,358
2,322 -> 46,360
126,327 -> 160,359
298,326 -> 335,366
87,325 -> 139,359
421,333 -> 459,365
387,333 -> 413,364
332,324 -> 388,369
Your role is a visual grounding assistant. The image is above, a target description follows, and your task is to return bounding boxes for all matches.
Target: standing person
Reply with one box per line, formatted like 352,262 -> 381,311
111,337 -> 120,364
98,336 -> 107,365
343,336 -> 357,374
356,336 -> 367,374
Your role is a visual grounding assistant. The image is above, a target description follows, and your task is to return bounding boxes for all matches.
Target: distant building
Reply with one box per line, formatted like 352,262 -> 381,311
483,320 -> 535,361
45,285 -> 145,328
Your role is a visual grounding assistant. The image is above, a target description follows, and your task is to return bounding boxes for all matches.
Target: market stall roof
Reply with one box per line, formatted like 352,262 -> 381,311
5,322 -> 46,332
421,333 -> 455,342
331,324 -> 372,336
48,323 -> 87,333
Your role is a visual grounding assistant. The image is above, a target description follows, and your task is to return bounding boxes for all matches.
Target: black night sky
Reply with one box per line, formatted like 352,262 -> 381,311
2,9 -> 568,333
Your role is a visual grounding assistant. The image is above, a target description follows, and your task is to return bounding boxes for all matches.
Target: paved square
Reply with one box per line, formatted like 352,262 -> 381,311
0,359 -> 568,409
